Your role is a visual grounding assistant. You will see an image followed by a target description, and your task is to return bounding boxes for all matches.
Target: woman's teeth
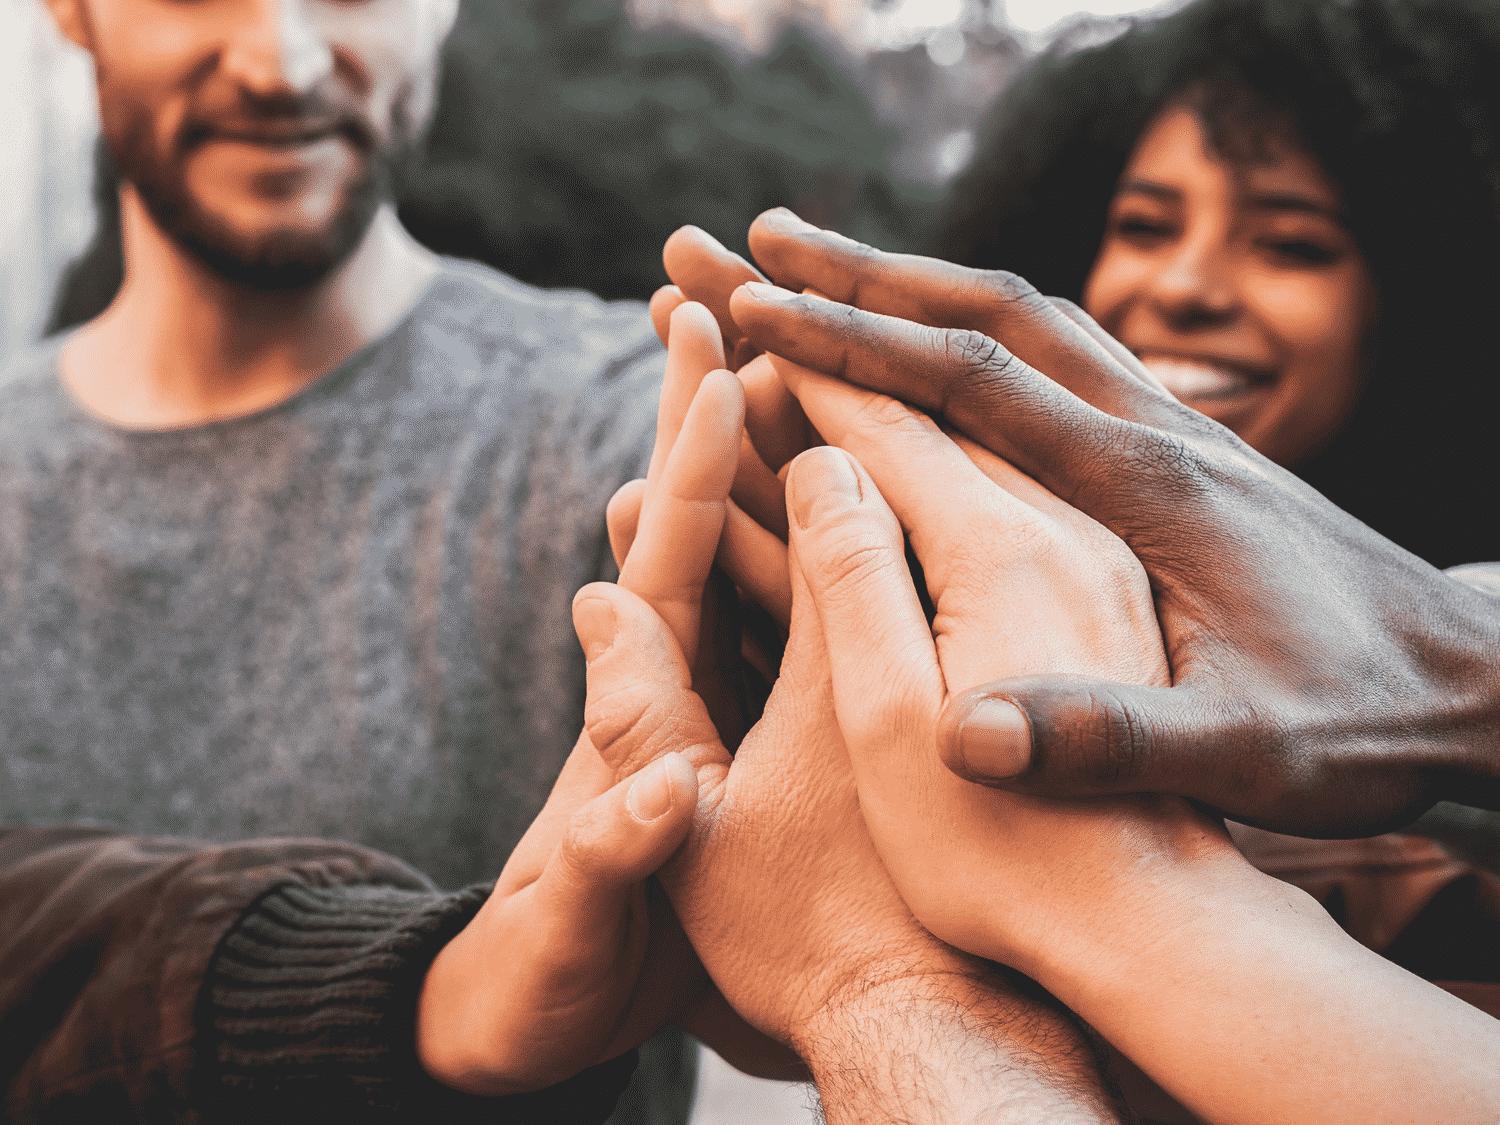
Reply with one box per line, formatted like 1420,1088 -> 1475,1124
1139,357 -> 1254,401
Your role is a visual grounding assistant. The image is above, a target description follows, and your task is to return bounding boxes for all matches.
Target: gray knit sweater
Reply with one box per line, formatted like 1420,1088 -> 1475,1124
0,259 -> 660,889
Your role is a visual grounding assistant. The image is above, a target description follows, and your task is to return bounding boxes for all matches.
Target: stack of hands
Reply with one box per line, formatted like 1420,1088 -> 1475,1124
417,211 -> 1500,1124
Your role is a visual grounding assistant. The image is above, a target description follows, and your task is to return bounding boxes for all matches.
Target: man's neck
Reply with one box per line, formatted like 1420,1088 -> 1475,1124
58,188 -> 440,430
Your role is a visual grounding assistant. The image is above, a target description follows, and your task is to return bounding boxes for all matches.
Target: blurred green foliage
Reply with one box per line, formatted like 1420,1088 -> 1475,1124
50,0 -> 932,330
401,0 -> 933,298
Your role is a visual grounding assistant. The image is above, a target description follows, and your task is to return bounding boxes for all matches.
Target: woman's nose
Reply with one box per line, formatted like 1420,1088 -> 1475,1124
1147,238 -> 1241,331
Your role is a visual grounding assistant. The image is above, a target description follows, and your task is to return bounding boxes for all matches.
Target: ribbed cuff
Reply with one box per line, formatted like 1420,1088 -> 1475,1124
198,880 -> 637,1123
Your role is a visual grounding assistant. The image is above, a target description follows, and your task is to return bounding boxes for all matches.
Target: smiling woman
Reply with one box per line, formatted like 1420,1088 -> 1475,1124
1082,100 -> 1378,466
934,0 -> 1500,570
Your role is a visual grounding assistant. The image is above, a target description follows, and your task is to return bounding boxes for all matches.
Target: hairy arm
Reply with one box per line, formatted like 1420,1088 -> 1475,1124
795,975 -> 1115,1125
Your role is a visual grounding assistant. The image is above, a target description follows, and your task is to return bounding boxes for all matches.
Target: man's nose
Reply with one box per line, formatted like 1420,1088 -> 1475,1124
1148,237 -> 1240,330
220,0 -> 335,97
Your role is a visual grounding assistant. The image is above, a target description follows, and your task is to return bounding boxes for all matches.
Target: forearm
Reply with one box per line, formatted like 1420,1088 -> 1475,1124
790,973 -> 1124,1125
1032,860 -> 1500,1124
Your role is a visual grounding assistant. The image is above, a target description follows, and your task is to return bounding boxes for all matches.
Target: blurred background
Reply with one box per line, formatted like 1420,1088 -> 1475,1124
0,0 -> 1182,367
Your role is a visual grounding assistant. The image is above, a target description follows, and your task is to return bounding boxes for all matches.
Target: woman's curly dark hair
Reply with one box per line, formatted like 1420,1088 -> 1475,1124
933,0 -> 1500,568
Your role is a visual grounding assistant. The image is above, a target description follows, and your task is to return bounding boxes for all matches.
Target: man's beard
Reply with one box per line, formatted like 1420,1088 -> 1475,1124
107,88 -> 417,293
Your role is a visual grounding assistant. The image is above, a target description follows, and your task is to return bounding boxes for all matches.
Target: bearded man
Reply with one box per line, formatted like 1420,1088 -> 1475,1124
0,0 -> 694,1120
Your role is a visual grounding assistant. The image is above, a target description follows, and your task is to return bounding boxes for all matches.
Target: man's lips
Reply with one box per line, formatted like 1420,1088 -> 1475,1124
1135,352 -> 1276,402
185,116 -> 373,153
209,125 -> 341,147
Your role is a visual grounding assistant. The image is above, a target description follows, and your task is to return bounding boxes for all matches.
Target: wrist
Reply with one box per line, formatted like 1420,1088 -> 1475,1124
983,804 -> 1256,984
1023,854 -> 1311,1014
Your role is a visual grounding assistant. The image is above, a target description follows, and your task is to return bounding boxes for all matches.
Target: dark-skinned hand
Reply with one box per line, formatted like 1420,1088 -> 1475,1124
681,208 -> 1500,838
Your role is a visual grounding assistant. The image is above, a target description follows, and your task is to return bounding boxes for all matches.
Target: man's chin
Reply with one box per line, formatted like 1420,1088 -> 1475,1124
176,203 -> 379,292
135,173 -> 383,293
179,225 -> 367,292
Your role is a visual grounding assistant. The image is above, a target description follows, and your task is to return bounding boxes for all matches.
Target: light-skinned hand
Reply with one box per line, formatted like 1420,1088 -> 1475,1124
573,554 -> 1124,1124
775,368 -> 1500,1121
415,302 -> 788,1093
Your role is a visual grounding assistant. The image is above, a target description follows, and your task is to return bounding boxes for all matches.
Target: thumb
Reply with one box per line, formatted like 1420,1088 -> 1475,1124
543,751 -> 700,909
426,751 -> 699,1093
938,677 -> 1254,808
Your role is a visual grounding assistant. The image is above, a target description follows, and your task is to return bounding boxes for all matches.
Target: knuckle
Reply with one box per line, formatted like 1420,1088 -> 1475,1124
848,387 -> 933,435
977,268 -> 1044,309
1094,425 -> 1217,511
584,679 -> 706,778
1093,691 -> 1152,790
942,327 -> 1005,378
1033,682 -> 1152,791
852,695 -> 916,753
842,234 -> 882,271
808,530 -> 901,608
556,806 -> 636,891
583,680 -> 659,762
935,327 -> 1034,416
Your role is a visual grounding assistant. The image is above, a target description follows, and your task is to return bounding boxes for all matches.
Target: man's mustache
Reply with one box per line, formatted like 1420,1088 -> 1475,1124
178,92 -> 380,156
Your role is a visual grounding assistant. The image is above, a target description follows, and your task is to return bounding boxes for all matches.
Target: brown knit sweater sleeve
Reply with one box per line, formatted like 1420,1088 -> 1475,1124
201,880 -> 637,1123
0,826 -> 635,1124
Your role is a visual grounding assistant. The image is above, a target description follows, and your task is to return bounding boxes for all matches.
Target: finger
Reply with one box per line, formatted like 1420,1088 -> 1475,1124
1047,296 -> 1170,397
934,677 -> 1373,831
606,478 -> 646,570
718,498 -> 791,629
729,429 -> 788,541
773,352 -> 1091,555
663,226 -> 767,358
472,752 -> 698,1086
736,353 -> 816,474
730,284 -> 1210,523
546,751 -> 700,902
624,369 -> 745,659
773,354 -> 1048,596
650,285 -> 688,347
783,447 -> 943,756
574,581 -> 732,787
647,302 -> 727,489
494,727 -> 619,896
743,209 -> 1178,419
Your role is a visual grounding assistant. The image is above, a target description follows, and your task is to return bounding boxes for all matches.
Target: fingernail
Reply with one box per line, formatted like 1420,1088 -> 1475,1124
743,281 -> 798,302
788,447 -> 861,530
627,752 -> 682,822
574,597 -> 617,662
957,699 -> 1031,780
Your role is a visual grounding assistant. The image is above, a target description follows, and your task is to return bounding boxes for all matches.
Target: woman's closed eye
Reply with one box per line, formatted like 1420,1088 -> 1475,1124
1257,236 -> 1343,267
1111,212 -> 1179,245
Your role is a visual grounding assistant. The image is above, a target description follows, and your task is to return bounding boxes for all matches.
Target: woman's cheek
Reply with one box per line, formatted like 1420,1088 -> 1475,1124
1248,270 -> 1371,461
1081,244 -> 1153,332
